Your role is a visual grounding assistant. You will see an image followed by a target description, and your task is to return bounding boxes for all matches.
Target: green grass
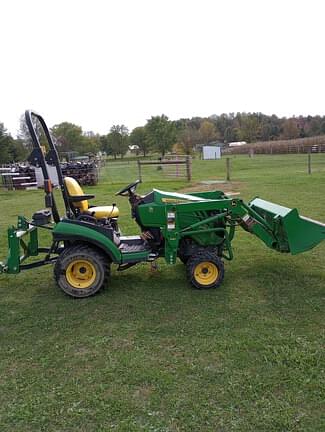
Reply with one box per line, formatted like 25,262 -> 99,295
0,154 -> 324,431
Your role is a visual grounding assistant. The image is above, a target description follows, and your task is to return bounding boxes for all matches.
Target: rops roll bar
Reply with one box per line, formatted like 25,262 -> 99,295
25,110 -> 72,221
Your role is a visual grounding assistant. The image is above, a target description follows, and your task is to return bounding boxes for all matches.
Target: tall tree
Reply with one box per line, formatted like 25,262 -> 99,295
239,115 -> 260,143
51,122 -> 85,153
145,115 -> 177,156
18,113 -> 47,150
82,132 -> 101,154
281,119 -> 299,140
306,117 -> 321,137
108,125 -> 129,159
199,120 -> 218,144
260,123 -> 272,141
8,139 -> 29,162
214,113 -> 232,140
0,123 -> 11,163
177,125 -> 199,155
224,126 -> 239,143
100,134 -> 111,156
130,126 -> 149,156
320,121 -> 325,134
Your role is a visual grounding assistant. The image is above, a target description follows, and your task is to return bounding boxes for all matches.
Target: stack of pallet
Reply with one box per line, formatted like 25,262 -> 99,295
1,165 -> 37,191
1,160 -> 99,191
61,161 -> 99,186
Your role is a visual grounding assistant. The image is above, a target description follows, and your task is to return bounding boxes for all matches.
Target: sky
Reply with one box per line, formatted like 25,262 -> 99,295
1,0 -> 325,136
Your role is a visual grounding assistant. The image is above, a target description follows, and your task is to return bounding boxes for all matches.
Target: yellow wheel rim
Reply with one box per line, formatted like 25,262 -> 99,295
194,261 -> 219,285
66,259 -> 96,289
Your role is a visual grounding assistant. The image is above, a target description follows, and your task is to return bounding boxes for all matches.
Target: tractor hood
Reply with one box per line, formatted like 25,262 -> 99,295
152,189 -> 213,204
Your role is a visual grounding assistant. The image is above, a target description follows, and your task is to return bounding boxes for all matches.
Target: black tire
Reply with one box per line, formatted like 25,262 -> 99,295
54,244 -> 110,298
178,251 -> 189,264
178,238 -> 221,265
177,238 -> 194,264
186,250 -> 224,290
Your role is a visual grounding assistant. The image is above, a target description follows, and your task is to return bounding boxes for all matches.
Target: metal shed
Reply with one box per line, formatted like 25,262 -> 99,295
202,146 -> 221,160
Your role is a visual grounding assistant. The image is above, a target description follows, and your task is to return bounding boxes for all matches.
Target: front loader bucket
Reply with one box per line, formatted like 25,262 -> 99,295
249,198 -> 325,255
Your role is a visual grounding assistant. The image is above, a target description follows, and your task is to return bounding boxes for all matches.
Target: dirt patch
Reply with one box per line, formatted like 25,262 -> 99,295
133,384 -> 154,402
179,180 -> 244,195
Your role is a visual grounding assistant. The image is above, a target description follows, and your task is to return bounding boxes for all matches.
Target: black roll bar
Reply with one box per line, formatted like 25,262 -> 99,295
25,110 -> 72,221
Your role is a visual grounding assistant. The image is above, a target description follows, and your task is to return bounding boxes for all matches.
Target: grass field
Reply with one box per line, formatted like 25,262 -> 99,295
0,154 -> 324,431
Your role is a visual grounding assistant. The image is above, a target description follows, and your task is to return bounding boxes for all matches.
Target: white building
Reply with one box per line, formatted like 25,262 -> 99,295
202,146 -> 221,160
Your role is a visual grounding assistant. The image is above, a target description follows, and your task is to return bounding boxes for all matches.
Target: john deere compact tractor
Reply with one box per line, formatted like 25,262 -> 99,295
0,111 -> 324,298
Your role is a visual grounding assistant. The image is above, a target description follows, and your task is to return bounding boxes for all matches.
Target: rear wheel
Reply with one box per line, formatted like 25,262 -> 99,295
54,244 -> 110,298
186,251 -> 224,290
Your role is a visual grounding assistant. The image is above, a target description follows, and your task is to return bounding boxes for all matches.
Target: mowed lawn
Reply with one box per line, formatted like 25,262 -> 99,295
0,154 -> 324,431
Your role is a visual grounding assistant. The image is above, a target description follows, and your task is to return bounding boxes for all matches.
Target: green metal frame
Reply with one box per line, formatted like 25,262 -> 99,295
52,220 -> 152,264
1,189 -> 324,276
1,217 -> 39,274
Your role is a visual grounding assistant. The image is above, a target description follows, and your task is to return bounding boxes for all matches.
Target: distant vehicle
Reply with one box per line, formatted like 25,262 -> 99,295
128,145 -> 140,151
228,141 -> 247,147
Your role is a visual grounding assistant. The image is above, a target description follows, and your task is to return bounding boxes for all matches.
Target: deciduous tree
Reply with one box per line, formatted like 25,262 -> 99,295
199,120 -> 218,144
281,119 -> 299,140
51,122 -> 85,153
107,125 -> 129,159
239,115 -> 260,143
177,125 -> 199,155
130,126 -> 149,157
0,123 -> 10,163
145,115 -> 177,156
18,113 -> 47,150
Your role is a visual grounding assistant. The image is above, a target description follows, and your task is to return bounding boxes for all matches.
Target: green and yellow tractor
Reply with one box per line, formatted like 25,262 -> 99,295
1,111 -> 324,298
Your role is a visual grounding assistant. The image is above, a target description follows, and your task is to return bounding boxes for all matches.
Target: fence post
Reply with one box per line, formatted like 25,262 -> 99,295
186,156 -> 192,181
308,151 -> 312,175
137,159 -> 142,182
226,157 -> 231,181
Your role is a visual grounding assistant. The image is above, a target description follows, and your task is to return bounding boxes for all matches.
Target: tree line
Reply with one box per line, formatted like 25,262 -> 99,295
1,112 -> 325,164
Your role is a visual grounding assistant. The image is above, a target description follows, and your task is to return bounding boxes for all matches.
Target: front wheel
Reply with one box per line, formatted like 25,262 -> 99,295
186,251 -> 224,290
54,244 -> 110,298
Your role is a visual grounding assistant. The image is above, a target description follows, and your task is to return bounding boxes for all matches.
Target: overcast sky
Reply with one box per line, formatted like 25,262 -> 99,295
1,0 -> 324,136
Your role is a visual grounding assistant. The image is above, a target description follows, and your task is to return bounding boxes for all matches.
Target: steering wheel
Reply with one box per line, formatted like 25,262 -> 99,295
115,179 -> 141,196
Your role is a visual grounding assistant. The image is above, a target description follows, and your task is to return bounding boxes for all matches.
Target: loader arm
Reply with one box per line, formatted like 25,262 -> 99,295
137,188 -> 325,265
239,198 -> 325,254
